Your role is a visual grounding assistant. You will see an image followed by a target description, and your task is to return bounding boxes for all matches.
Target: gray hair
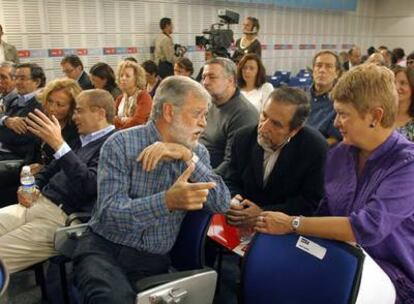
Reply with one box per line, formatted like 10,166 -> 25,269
150,76 -> 211,121
205,57 -> 237,82
266,86 -> 310,130
0,61 -> 16,78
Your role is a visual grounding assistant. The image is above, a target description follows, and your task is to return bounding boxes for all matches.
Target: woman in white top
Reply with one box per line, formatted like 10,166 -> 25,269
237,53 -> 274,112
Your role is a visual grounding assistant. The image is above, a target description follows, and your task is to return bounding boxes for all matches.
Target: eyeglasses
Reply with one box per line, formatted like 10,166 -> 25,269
15,75 -> 32,81
62,68 -> 75,75
407,60 -> 414,65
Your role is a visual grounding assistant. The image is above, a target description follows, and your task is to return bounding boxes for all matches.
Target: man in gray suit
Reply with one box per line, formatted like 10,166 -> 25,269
0,25 -> 19,64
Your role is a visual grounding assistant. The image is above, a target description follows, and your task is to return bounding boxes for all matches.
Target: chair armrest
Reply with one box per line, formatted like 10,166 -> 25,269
54,223 -> 89,258
134,269 -> 210,293
65,212 -> 92,226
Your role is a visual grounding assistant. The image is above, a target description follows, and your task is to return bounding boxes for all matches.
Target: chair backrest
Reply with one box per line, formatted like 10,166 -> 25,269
136,269 -> 217,304
241,233 -> 364,304
169,210 -> 212,271
0,257 -> 9,297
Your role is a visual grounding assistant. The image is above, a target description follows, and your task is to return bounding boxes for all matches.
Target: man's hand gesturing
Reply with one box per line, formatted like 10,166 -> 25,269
165,163 -> 216,211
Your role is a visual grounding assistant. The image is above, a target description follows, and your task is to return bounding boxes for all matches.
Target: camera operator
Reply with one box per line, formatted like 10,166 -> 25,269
154,17 -> 186,78
232,16 -> 262,64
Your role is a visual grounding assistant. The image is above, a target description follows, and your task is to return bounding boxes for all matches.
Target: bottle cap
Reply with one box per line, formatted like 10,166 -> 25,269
21,166 -> 31,175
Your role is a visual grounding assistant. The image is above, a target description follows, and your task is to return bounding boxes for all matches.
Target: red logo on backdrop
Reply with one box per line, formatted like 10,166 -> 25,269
127,47 -> 138,54
49,49 -> 64,57
76,49 -> 88,56
18,50 -> 30,58
104,48 -> 116,55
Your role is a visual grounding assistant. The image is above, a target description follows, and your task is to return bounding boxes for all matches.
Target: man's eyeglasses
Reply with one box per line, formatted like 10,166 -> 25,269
407,60 -> 414,65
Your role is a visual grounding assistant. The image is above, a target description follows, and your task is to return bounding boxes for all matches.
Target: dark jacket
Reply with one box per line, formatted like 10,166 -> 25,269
0,96 -> 42,159
36,129 -> 116,215
78,71 -> 94,90
222,125 -> 328,216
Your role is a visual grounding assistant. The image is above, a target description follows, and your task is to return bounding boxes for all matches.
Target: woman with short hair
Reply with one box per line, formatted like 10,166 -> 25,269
255,64 -> 414,303
89,62 -> 121,99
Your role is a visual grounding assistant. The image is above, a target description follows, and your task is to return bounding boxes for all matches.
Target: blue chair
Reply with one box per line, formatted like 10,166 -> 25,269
296,69 -> 312,78
170,210 -> 212,271
0,257 -> 9,297
288,76 -> 313,91
241,233 -> 364,304
273,71 -> 291,84
54,210 -> 213,303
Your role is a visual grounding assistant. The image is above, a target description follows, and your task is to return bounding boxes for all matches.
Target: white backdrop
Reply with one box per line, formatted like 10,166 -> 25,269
0,0 -> 377,81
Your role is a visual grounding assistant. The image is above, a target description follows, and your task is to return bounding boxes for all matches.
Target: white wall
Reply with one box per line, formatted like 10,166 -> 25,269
0,0 -> 377,80
374,0 -> 414,54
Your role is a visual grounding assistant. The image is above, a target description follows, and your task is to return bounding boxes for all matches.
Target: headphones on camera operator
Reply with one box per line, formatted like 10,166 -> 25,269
243,17 -> 260,35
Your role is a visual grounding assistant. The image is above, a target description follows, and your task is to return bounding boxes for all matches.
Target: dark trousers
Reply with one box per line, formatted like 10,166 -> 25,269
73,230 -> 170,304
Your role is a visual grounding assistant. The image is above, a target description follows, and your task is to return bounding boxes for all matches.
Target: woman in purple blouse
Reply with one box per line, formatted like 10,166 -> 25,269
255,64 -> 414,303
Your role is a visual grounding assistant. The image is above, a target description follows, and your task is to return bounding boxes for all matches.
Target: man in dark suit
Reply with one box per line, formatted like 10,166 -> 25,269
343,46 -> 362,71
61,54 -> 93,90
223,86 -> 328,228
0,63 -> 45,160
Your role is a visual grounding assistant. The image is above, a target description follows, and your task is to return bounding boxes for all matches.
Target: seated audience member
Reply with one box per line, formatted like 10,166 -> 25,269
113,60 -> 152,129
89,62 -> 122,99
380,49 -> 396,68
0,89 -> 116,272
29,78 -> 81,175
255,64 -> 414,303
141,60 -> 162,98
393,47 -> 406,67
174,57 -> 194,77
343,46 -> 362,71
237,54 -> 273,112
406,52 -> 414,69
393,66 -> 414,141
365,52 -> 386,66
195,48 -> 214,82
200,57 -> 258,175
73,76 -> 231,304
0,62 -> 45,161
0,62 -> 18,118
61,54 -> 93,90
224,87 -> 327,228
306,50 -> 342,145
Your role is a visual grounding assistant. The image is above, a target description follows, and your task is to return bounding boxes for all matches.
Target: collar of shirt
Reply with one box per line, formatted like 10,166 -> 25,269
17,91 -> 36,106
79,125 -> 115,147
310,86 -> 331,101
146,120 -> 163,142
77,71 -> 85,82
349,131 -> 400,164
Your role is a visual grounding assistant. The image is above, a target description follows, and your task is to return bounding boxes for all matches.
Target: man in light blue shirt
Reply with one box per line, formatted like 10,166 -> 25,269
74,76 -> 231,304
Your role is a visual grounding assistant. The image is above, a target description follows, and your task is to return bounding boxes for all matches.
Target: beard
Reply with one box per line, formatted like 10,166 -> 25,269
170,116 -> 203,149
257,133 -> 275,152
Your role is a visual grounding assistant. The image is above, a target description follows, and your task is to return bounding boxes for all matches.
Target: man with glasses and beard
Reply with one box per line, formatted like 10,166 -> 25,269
222,87 -> 327,229
73,76 -> 231,304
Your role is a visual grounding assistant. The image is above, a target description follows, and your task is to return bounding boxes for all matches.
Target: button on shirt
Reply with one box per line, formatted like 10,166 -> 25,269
89,121 -> 231,255
317,131 -> 414,301
306,86 -> 341,141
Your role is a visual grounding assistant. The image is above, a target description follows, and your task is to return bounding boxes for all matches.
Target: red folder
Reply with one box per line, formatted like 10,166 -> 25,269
207,214 -> 252,256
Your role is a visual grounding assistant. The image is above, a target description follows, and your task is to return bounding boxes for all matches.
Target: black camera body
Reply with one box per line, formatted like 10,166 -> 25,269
195,9 -> 240,58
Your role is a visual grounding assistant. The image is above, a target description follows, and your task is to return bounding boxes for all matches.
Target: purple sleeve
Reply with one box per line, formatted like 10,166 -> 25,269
349,162 -> 414,247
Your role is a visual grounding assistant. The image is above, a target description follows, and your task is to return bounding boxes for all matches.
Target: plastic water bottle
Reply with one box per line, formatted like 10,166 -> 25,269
20,166 -> 36,204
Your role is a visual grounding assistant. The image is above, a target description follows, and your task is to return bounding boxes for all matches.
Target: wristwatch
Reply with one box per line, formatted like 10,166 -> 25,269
291,216 -> 301,232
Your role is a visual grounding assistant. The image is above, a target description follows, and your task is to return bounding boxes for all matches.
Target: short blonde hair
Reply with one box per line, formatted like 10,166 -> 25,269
116,60 -> 146,90
41,78 -> 82,123
331,63 -> 397,128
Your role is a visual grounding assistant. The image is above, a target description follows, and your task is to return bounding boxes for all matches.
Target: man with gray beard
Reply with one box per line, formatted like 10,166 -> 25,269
222,87 -> 328,229
73,76 -> 230,304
